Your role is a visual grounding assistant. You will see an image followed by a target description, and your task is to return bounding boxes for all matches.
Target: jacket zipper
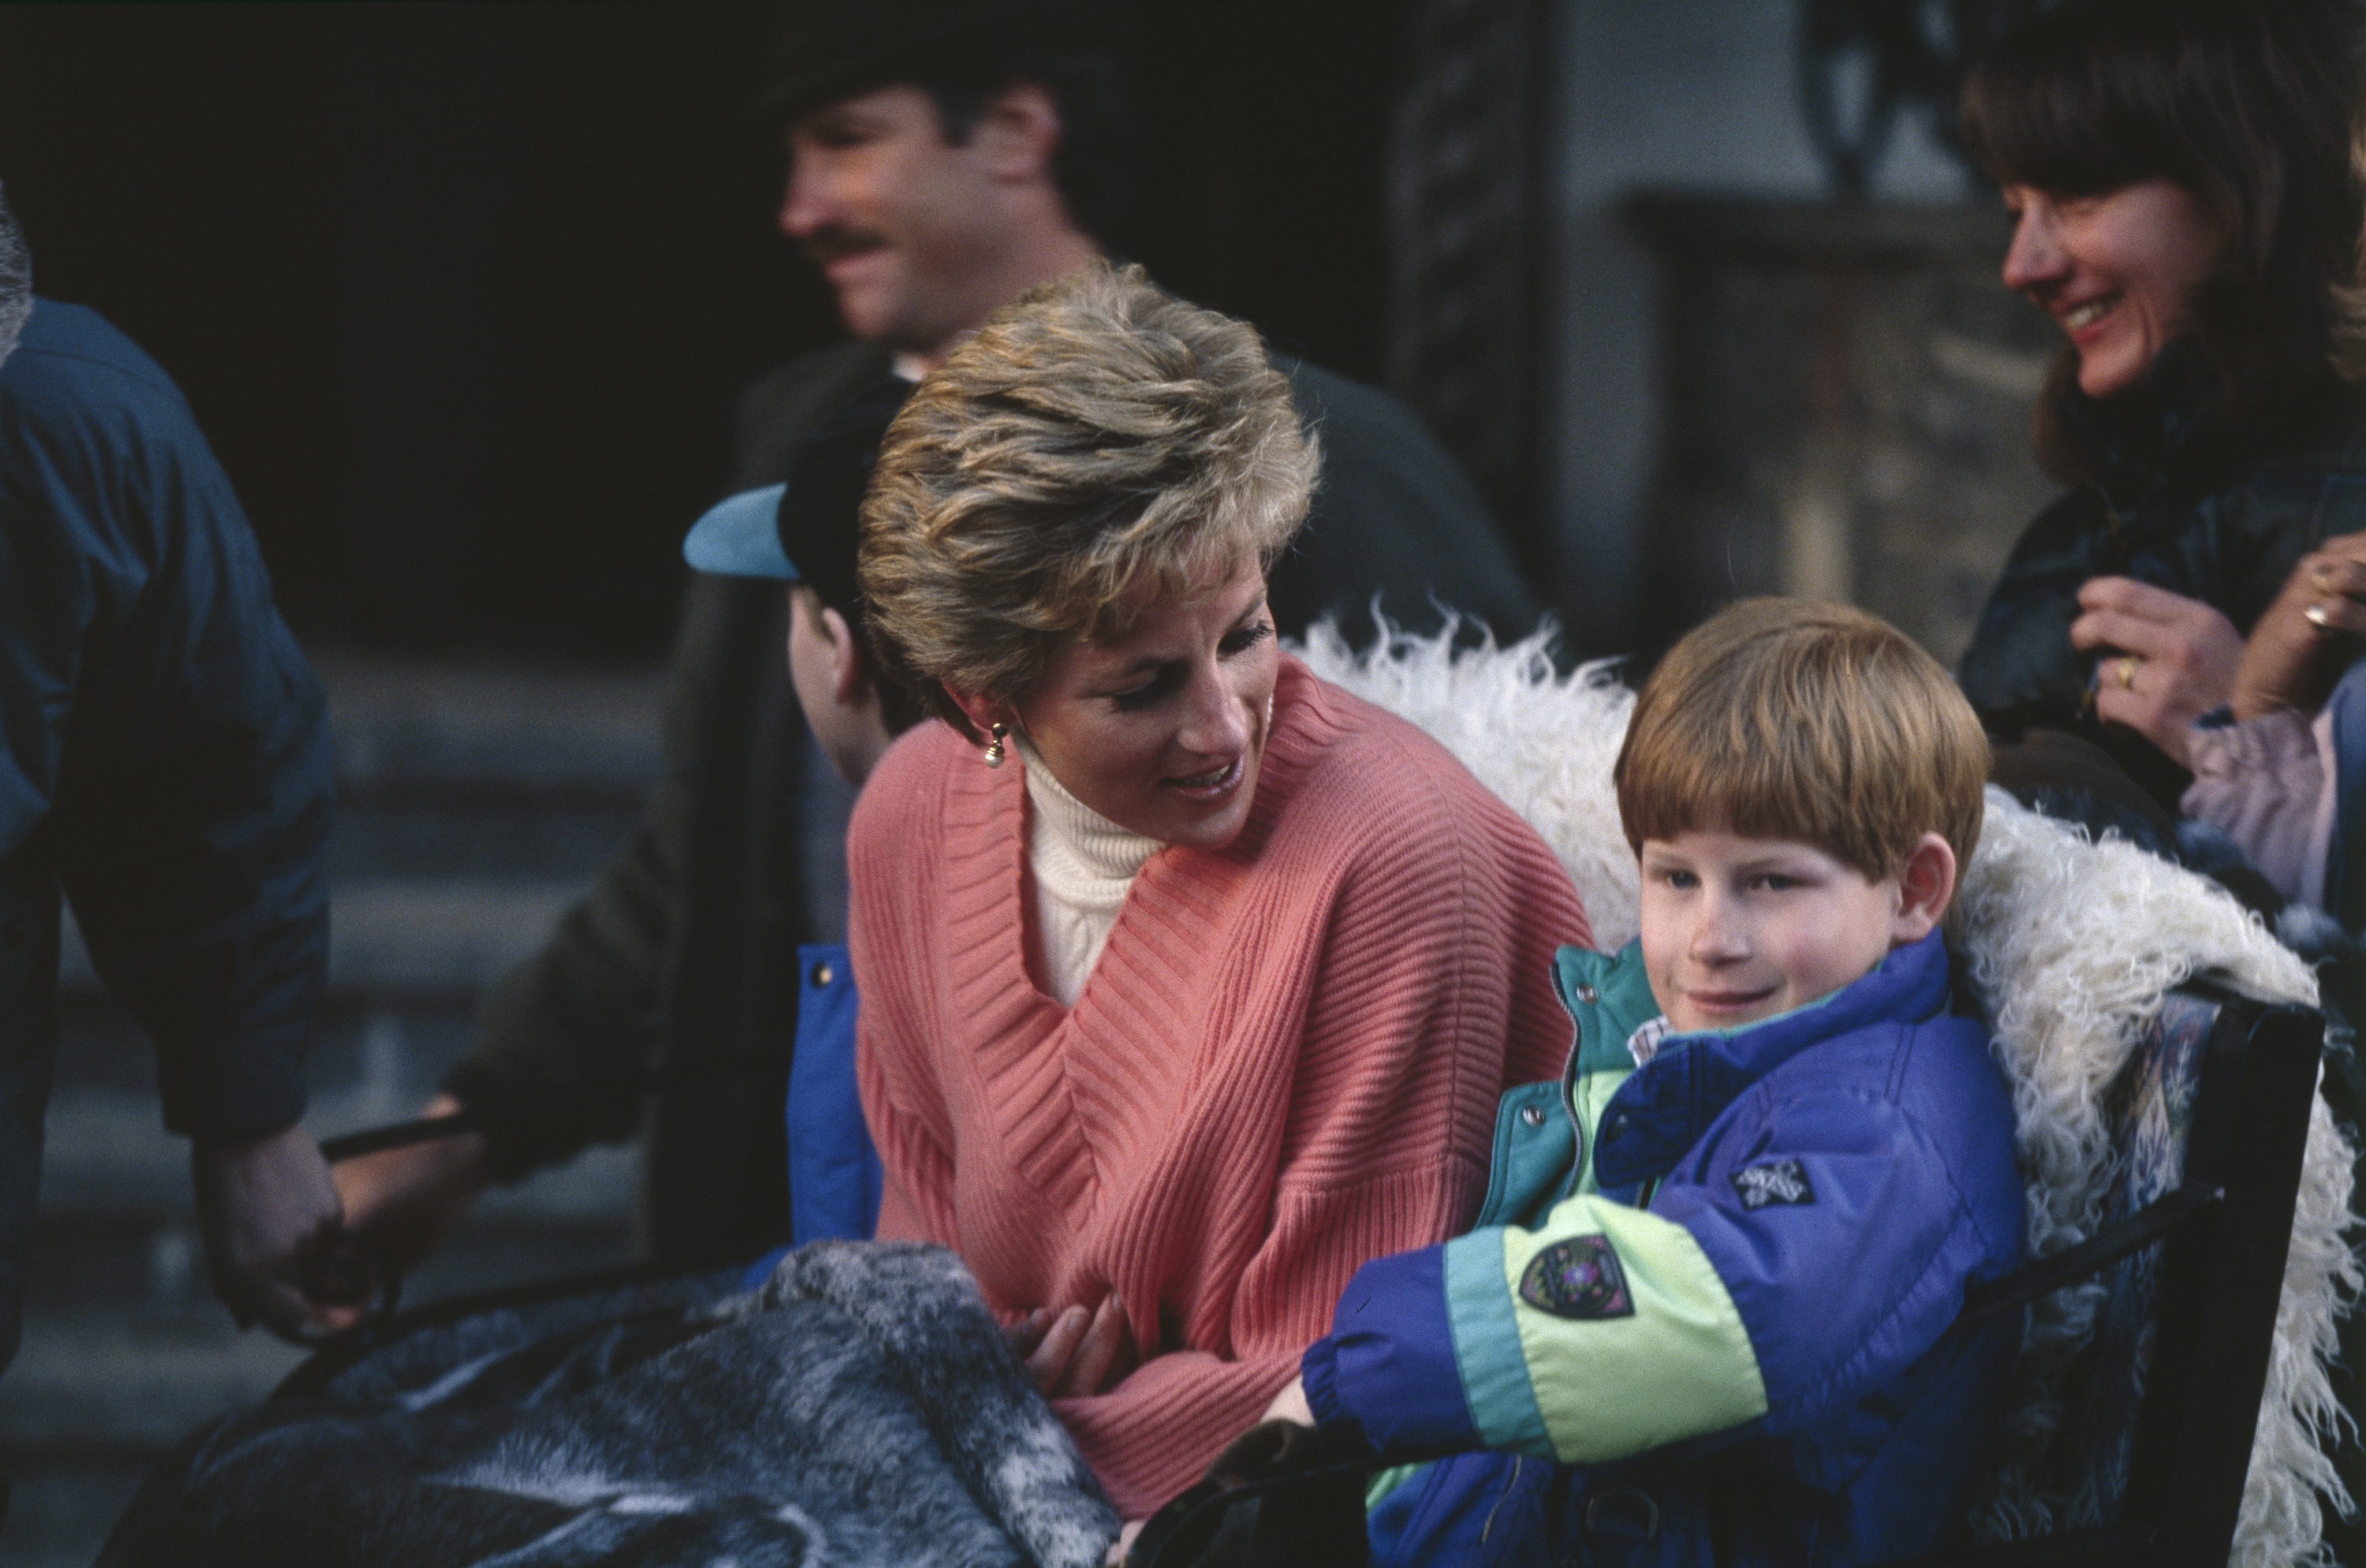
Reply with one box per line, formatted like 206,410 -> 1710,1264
1560,1051 -> 1587,1201
1479,1455 -> 1524,1544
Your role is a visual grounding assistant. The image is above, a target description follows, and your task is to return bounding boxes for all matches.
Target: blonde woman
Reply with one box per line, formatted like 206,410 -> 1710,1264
849,261 -> 1592,1521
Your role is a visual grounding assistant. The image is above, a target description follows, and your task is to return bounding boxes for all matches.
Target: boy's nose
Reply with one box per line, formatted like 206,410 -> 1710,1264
1686,900 -> 1749,962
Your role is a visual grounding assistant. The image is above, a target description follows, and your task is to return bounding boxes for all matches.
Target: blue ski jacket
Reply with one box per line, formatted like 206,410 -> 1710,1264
1300,931 -> 2024,1566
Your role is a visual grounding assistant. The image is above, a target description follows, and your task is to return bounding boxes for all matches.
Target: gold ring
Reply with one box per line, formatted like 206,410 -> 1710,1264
2307,601 -> 2334,633
2116,655 -> 2137,690
2313,566 -> 2338,595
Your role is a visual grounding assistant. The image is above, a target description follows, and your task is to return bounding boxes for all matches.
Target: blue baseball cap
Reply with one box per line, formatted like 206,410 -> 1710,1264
679,375 -> 912,620
682,483 -> 794,580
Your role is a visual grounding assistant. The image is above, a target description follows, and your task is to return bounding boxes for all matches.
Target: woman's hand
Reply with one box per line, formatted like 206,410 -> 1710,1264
2070,577 -> 2244,766
2232,532 -> 2366,720
1006,1294 -> 1136,1397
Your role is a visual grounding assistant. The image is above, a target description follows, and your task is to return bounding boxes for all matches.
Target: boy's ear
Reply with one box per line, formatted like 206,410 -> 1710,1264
815,603 -> 868,707
1890,832 -> 1957,946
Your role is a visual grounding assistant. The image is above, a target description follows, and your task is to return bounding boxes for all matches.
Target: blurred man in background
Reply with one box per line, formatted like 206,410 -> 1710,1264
337,0 -> 1536,1270
0,179 -> 343,1473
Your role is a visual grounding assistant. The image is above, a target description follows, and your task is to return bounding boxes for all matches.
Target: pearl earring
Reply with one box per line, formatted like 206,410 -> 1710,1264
982,722 -> 1009,768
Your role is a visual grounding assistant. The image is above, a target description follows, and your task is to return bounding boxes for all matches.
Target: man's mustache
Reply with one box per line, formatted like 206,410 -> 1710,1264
801,227 -> 888,267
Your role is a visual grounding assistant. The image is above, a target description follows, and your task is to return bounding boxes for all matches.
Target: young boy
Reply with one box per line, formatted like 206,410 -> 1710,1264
1271,599 -> 2025,1566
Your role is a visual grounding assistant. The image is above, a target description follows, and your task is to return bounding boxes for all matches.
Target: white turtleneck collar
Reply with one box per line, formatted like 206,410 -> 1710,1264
1015,733 -> 1160,1006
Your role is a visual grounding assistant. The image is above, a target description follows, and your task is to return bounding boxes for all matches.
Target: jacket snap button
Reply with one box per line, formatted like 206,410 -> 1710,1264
811,961 -> 834,987
1575,984 -> 1599,1003
1519,1104 -> 1547,1127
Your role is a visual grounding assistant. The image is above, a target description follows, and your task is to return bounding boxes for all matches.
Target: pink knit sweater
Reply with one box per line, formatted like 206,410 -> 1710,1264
849,656 -> 1590,1516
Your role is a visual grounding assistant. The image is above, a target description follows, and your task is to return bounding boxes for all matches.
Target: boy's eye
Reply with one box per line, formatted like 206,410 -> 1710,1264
1661,868 -> 1698,890
1751,873 -> 1802,893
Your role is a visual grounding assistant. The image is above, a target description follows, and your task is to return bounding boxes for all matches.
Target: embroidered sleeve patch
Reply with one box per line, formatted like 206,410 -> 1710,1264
1517,1234 -> 1635,1320
1732,1157 -> 1816,1210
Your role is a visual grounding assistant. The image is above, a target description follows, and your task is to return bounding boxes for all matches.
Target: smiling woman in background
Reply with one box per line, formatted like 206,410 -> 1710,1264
845,260 -> 1590,1528
1954,0 -> 2366,820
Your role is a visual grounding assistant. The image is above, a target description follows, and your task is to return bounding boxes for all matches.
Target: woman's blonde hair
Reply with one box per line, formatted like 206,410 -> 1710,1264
1615,599 -> 1989,882
858,260 -> 1317,735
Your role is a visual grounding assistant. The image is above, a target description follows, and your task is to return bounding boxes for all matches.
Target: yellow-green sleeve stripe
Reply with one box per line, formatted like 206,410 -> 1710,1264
1498,1198 -> 1770,1465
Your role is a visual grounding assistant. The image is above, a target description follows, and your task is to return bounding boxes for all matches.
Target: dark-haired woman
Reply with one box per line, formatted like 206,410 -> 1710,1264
1954,0 -> 2366,816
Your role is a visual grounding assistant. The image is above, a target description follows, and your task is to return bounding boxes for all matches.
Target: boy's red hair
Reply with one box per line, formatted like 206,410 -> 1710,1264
1616,598 -> 1988,880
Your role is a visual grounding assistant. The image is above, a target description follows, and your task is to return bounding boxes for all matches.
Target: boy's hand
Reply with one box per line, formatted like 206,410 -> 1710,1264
1005,1293 -> 1136,1396
1261,1373 -> 1315,1428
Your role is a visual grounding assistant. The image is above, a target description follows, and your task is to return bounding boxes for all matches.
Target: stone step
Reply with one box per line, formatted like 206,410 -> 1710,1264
58,879 -> 601,1002
328,798 -> 647,883
35,1094 -> 640,1229
314,651 -> 666,800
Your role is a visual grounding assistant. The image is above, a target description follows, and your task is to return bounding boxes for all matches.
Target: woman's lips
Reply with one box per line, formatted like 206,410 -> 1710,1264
2059,291 -> 2122,339
1163,756 -> 1243,801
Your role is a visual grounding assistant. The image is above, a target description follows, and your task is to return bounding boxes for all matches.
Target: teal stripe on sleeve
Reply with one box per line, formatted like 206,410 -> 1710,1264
1443,1229 -> 1555,1458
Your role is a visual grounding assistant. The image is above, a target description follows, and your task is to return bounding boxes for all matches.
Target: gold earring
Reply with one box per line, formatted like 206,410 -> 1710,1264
983,722 -> 1009,768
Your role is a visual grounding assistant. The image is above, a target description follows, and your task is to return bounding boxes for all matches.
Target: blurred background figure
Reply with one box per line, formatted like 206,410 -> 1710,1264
1953,0 -> 2366,829
0,179 -> 344,1521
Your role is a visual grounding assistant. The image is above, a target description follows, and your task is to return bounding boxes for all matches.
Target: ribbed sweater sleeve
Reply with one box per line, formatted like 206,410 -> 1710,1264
849,658 -> 1588,1516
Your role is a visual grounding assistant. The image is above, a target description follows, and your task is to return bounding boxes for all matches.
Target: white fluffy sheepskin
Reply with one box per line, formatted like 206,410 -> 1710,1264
1297,620 -> 1642,947
1300,622 -> 2357,1568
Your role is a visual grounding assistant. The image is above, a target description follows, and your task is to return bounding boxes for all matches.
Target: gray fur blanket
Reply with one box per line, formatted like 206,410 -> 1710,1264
99,1241 -> 1118,1568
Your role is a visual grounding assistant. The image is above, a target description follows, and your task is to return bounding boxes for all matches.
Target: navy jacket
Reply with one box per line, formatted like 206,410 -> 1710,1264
1958,345 -> 2366,806
1303,932 -> 2024,1566
0,300 -> 332,1368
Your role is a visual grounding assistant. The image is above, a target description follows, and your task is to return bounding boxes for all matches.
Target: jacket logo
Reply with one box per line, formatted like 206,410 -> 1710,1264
1517,1234 -> 1634,1320
1733,1157 -> 1816,1210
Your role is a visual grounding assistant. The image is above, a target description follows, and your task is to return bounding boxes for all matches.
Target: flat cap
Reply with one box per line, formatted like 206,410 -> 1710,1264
755,0 -> 1118,123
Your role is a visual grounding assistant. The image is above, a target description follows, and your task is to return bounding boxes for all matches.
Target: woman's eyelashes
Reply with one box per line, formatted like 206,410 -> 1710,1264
1104,622 -> 1274,711
1109,666 -> 1181,711
1222,619 -> 1274,655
